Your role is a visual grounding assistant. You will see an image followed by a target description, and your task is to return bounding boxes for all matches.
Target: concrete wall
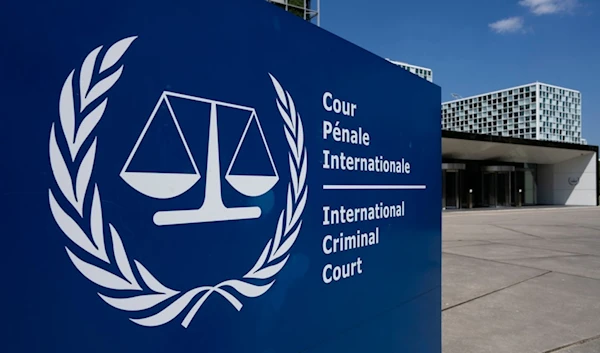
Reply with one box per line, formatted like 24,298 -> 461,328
537,152 -> 598,206
537,164 -> 554,205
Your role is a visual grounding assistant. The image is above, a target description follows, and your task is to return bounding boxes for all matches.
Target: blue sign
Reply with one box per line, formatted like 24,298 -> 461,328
0,0 -> 441,352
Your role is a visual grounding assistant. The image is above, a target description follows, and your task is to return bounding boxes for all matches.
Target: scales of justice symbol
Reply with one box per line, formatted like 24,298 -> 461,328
120,91 -> 279,226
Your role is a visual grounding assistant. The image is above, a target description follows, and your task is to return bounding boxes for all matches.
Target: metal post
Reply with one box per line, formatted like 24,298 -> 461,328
455,171 -> 460,209
304,0 -> 307,20
469,189 -> 473,209
442,170 -> 446,210
317,0 -> 320,26
518,189 -> 523,207
481,173 -> 484,207
508,171 -> 512,206
494,173 -> 498,208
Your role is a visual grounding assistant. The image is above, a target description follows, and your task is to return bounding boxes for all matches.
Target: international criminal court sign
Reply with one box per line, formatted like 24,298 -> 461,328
0,0 -> 441,352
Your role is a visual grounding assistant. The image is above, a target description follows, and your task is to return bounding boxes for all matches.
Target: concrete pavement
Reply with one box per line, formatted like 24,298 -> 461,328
442,207 -> 600,353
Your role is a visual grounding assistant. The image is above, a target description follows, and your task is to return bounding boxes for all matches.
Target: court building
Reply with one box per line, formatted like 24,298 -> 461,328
439,81 -> 596,209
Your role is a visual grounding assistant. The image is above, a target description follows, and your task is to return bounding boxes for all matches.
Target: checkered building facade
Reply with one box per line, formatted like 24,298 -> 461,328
442,83 -> 582,144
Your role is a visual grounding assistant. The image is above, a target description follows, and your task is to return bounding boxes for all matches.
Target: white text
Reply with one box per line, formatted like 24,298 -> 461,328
323,120 -> 370,146
322,257 -> 363,284
323,92 -> 357,117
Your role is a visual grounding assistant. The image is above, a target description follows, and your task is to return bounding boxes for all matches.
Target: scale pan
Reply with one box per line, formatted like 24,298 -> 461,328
121,172 -> 200,199
226,175 -> 278,197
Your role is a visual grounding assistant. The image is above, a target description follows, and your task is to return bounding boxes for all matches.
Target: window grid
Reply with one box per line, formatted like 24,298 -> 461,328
387,60 -> 433,82
441,84 -> 582,144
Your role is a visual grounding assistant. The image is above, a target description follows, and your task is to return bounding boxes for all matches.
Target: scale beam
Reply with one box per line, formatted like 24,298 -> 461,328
120,92 -> 279,226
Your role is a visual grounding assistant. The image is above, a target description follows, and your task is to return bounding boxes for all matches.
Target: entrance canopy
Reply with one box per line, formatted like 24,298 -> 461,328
442,131 -> 597,164
441,130 -> 598,208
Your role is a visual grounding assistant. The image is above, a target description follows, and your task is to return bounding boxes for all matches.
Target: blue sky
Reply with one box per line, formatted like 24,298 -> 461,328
318,0 -> 600,146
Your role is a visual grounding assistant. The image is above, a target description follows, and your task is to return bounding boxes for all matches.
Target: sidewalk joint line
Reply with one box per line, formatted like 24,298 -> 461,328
442,271 -> 552,312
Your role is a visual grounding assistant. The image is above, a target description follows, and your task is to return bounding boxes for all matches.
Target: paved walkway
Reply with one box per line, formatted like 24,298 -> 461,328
443,207 -> 600,353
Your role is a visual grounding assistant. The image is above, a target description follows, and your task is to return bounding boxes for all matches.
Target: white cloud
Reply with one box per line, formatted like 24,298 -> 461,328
519,0 -> 578,15
489,17 -> 525,33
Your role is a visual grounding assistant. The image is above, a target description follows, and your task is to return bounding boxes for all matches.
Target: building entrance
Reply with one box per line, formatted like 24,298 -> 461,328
482,166 -> 515,207
442,160 -> 539,209
444,171 -> 459,209
442,163 -> 465,209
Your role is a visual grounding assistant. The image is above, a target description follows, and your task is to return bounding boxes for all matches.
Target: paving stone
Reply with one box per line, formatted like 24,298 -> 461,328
504,255 -> 600,280
443,272 -> 600,353
442,207 -> 600,352
554,337 -> 600,353
442,253 -> 545,309
443,243 -> 579,261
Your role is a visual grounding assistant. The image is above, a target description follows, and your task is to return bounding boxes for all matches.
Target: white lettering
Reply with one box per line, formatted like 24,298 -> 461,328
323,120 -> 332,140
321,92 -> 358,117
333,265 -> 341,281
320,227 -> 381,254
322,205 -> 331,225
322,149 -> 331,169
323,202 -> 405,226
322,257 -> 364,284
322,264 -> 332,284
323,92 -> 333,111
322,235 -> 332,255
332,121 -> 341,140
322,152 -> 410,174
333,99 -> 342,114
322,120 -> 370,146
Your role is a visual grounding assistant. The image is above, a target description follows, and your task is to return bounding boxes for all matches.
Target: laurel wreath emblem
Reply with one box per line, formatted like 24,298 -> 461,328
48,36 -> 308,328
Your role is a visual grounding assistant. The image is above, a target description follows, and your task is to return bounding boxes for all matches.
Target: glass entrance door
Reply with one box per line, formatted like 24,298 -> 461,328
496,172 -> 511,207
444,171 -> 459,209
482,170 -> 513,207
482,172 -> 496,207
442,163 -> 465,210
